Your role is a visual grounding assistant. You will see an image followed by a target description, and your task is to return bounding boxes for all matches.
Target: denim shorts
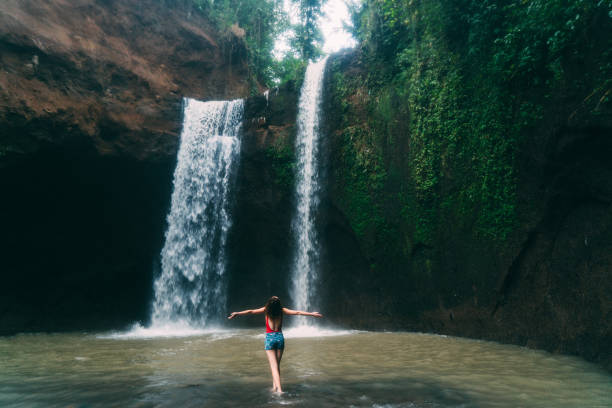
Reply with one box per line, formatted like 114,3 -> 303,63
264,332 -> 285,350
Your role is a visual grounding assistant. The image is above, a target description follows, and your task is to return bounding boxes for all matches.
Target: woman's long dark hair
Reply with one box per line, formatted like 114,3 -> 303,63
264,296 -> 282,318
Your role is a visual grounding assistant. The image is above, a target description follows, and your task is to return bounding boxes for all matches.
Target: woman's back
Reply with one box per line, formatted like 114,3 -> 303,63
265,315 -> 282,332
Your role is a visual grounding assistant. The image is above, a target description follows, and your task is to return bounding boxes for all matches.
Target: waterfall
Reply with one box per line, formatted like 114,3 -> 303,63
290,57 -> 328,319
151,98 -> 243,329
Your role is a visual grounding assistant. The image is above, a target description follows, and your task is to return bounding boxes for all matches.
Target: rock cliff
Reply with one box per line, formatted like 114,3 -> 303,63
321,49 -> 612,371
0,0 -> 249,332
0,0 -> 248,163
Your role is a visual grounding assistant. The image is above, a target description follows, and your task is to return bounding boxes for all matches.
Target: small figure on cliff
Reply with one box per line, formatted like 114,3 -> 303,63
228,296 -> 323,393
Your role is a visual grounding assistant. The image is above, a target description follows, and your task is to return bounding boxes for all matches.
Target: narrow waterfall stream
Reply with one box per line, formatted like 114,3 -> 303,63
290,57 -> 328,321
150,98 -> 243,329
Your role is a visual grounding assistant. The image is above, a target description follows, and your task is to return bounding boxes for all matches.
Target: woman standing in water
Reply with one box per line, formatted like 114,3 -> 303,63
228,296 -> 322,393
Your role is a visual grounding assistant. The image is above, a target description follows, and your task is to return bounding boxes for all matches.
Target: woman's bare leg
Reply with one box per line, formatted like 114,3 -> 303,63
276,348 -> 283,365
266,350 -> 282,392
276,348 -> 284,385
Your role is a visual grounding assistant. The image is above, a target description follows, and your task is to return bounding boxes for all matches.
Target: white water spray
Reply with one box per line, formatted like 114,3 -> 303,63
290,57 -> 328,321
150,98 -> 243,329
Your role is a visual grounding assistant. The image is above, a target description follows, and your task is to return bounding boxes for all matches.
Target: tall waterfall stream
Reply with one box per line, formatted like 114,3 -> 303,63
290,57 -> 328,320
151,98 -> 243,330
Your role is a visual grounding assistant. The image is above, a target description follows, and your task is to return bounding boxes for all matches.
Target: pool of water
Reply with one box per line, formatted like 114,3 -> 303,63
0,329 -> 610,407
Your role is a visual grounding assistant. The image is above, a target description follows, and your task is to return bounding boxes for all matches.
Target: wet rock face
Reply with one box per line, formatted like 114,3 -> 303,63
0,0 -> 249,332
492,128 -> 612,369
226,84 -> 299,321
321,51 -> 612,371
0,0 -> 248,163
421,127 -> 612,371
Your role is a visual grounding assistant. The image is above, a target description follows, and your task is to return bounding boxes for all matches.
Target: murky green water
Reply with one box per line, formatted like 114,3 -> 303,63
0,329 -> 610,407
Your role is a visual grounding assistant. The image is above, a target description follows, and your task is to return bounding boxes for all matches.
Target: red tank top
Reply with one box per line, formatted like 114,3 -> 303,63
265,315 -> 282,333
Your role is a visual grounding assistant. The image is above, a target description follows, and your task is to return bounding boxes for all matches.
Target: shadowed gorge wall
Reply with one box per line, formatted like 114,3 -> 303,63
0,147 -> 175,332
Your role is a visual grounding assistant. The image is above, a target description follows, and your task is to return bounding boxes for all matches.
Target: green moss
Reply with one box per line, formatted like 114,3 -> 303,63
339,126 -> 387,238
328,0 -> 612,275
265,143 -> 295,190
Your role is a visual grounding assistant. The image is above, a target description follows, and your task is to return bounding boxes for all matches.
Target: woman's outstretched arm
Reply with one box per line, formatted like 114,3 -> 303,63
228,307 -> 265,319
282,308 -> 323,318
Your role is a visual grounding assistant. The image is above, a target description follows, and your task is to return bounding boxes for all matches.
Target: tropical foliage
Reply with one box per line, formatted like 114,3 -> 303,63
291,0 -> 325,61
209,0 -> 287,87
329,0 -> 612,270
178,0 -> 325,86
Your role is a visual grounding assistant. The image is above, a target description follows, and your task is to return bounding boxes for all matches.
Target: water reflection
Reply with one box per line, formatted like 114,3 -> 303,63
0,330 -> 610,407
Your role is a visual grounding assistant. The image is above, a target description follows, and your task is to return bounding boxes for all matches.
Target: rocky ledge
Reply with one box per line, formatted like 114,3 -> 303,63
0,0 -> 248,164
